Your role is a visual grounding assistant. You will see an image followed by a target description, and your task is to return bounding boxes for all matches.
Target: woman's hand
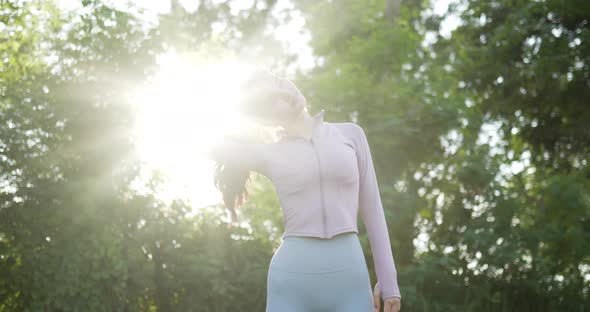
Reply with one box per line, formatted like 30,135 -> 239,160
373,282 -> 401,312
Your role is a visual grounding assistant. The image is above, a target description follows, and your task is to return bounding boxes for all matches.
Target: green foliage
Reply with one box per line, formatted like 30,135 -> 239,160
1,0 -> 588,311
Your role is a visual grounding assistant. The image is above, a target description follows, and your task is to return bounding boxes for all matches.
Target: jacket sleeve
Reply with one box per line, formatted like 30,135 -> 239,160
354,123 -> 401,300
208,137 -> 269,175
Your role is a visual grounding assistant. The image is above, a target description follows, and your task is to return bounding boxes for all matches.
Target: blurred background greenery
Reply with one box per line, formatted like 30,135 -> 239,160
1,0 -> 588,311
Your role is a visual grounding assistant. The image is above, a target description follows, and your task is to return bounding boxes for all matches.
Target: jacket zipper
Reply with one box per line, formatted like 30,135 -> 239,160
310,138 -> 326,237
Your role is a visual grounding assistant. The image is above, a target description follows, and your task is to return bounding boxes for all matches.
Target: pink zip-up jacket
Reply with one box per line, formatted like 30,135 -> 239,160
211,109 -> 401,299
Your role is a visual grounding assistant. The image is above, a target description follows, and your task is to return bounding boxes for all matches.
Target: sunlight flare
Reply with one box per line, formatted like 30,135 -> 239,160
129,51 -> 256,208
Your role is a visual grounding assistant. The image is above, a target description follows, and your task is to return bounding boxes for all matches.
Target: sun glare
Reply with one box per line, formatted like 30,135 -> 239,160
129,51 -> 256,209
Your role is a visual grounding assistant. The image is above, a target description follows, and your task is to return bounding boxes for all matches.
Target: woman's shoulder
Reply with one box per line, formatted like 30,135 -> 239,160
327,121 -> 364,138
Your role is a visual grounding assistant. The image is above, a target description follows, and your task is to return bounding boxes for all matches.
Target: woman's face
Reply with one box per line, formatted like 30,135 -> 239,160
241,74 -> 306,127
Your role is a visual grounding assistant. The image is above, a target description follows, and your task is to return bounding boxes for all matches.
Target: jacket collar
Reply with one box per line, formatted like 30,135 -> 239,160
311,109 -> 325,126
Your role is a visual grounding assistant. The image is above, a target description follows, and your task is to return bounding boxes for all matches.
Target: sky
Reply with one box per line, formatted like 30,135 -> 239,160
55,0 -> 315,71
56,0 -> 462,72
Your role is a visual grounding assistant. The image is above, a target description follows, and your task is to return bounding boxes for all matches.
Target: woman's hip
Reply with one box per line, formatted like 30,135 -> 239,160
266,232 -> 374,311
268,231 -> 368,274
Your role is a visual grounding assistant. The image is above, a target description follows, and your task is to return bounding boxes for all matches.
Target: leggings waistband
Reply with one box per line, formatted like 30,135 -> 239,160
269,232 -> 367,274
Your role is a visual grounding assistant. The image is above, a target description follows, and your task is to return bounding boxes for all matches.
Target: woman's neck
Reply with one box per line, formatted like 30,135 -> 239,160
282,109 -> 314,140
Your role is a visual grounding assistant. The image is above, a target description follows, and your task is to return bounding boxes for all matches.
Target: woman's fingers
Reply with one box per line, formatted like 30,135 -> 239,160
384,300 -> 392,312
373,283 -> 381,312
383,297 -> 401,312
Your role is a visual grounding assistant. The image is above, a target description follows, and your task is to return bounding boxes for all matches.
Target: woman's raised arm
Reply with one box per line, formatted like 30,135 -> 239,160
206,137 -> 269,174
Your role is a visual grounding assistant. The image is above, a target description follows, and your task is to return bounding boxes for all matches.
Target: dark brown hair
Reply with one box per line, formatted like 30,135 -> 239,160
213,68 -> 279,225
213,160 -> 252,225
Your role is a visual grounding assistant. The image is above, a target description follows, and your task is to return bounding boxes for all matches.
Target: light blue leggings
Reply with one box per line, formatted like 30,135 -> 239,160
266,232 -> 374,312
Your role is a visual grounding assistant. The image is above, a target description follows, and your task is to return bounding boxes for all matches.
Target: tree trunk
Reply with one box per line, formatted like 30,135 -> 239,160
385,0 -> 401,21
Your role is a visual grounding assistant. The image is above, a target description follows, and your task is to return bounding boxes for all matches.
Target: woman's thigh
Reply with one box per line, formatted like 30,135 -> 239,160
266,268 -> 310,312
266,267 -> 373,312
327,269 -> 374,312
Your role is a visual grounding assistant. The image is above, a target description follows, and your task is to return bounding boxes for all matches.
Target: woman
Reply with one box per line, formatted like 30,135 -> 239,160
208,68 -> 401,312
